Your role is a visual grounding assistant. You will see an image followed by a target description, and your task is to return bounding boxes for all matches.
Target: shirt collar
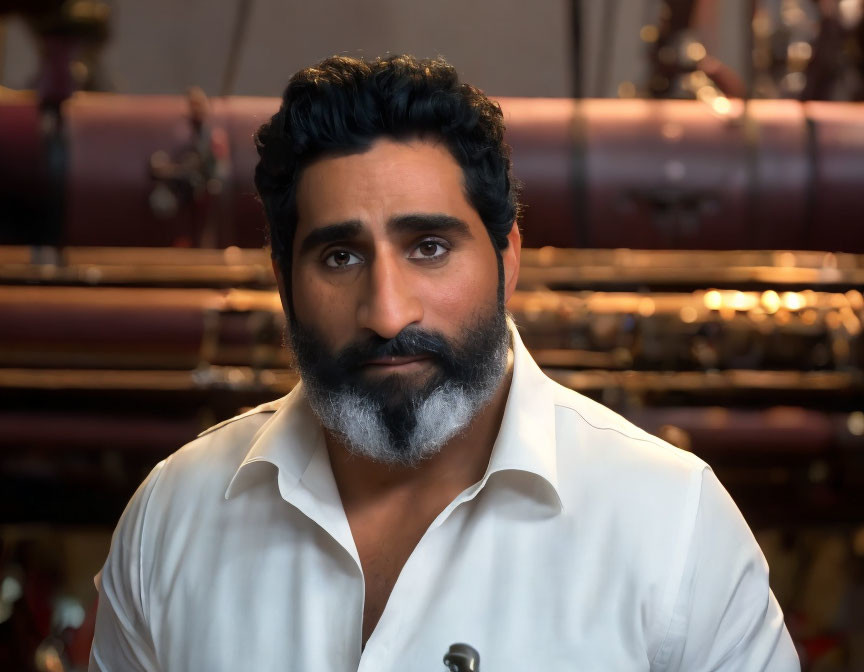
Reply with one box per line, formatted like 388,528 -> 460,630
225,318 -> 562,514
430,318 -> 563,523
483,319 -> 561,508
224,384 -> 325,501
224,383 -> 359,558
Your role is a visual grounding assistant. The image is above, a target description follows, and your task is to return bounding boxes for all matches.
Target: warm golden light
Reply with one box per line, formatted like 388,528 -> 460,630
704,290 -> 723,311
787,41 -> 813,63
777,252 -> 797,267
640,25 -> 659,42
762,289 -> 782,315
781,291 -> 804,311
696,85 -> 717,103
679,306 -> 698,323
223,245 -> 243,265
849,411 -> 864,437
691,70 -> 709,87
846,290 -> 864,310
638,297 -> 656,317
841,307 -> 862,336
711,96 -> 732,115
686,42 -> 707,62
800,309 -> 818,325
731,291 -> 755,311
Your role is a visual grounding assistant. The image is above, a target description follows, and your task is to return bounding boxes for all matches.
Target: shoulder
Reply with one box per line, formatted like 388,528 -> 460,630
196,397 -> 284,439
149,396 -> 285,496
116,397 -> 286,534
549,380 -> 709,538
104,396 -> 287,571
95,397 -> 287,649
547,383 -> 719,647
551,381 -> 706,475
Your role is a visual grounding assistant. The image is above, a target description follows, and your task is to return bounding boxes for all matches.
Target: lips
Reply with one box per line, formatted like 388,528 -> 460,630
363,355 -> 432,367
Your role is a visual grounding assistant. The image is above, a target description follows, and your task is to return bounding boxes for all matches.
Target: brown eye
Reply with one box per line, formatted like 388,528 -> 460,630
408,239 -> 449,260
324,250 -> 361,268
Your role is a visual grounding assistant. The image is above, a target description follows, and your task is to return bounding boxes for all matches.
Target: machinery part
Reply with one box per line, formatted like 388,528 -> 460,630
2,95 -> 864,251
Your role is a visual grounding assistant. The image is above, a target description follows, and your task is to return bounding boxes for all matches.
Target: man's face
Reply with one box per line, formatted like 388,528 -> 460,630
283,137 -> 520,465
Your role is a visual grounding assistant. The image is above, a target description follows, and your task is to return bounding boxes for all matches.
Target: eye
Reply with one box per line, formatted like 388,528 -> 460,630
408,239 -> 449,260
323,250 -> 363,268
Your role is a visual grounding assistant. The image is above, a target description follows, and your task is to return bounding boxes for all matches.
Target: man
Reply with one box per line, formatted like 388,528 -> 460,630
90,55 -> 800,671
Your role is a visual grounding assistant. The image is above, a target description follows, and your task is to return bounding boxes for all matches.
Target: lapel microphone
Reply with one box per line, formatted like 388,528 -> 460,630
443,643 -> 480,671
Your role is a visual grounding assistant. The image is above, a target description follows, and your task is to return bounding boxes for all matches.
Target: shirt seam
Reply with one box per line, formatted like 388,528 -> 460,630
197,406 -> 279,438
553,402 -> 679,453
649,465 -> 708,668
137,458 -> 169,654
710,587 -> 775,669
554,399 -> 708,666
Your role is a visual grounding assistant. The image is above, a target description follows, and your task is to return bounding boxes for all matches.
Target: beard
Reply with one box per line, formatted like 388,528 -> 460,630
287,304 -> 511,467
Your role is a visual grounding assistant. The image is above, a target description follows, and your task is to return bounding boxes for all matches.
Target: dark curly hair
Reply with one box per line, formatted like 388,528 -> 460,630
254,54 -> 519,274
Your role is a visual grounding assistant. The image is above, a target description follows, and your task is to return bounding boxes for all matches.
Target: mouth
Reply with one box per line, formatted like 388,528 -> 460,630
362,355 -> 433,371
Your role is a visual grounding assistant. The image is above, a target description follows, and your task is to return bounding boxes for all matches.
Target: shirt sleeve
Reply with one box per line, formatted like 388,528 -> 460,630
89,463 -> 165,672
653,467 -> 801,671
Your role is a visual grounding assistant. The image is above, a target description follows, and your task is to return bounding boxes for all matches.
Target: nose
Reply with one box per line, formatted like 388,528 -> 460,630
356,249 -> 423,339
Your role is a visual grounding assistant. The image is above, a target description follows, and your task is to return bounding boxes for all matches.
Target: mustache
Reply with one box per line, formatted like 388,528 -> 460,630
335,326 -> 456,372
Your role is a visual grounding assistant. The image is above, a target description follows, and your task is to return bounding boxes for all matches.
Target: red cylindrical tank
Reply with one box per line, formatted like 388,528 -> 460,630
1,93 -> 862,251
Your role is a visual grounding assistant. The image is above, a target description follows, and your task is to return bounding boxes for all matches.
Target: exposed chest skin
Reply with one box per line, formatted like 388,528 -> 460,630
326,367 -> 515,649
326,366 -> 515,649
345,493 -> 449,648
321,359 -> 515,650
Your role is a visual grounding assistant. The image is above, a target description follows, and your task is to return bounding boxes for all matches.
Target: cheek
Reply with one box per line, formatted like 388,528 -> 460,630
422,256 -> 500,320
291,272 -> 356,336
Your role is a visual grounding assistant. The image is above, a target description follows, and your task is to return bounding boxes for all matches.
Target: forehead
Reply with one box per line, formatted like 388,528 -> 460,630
294,137 -> 481,234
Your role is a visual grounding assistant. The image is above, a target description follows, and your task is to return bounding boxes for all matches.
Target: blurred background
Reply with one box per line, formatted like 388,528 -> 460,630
1,0 -> 863,669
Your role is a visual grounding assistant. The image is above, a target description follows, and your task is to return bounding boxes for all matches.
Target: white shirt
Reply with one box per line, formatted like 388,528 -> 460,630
90,325 -> 800,671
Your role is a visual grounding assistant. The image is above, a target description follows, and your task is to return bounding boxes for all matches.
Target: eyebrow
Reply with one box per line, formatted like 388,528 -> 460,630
387,213 -> 473,238
296,213 -> 473,256
297,221 -> 363,256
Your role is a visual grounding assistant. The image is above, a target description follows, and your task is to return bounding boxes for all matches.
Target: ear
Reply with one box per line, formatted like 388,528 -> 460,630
501,221 -> 521,304
271,257 -> 292,317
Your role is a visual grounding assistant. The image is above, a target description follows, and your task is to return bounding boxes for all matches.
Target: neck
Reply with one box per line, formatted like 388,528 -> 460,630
325,352 -> 514,509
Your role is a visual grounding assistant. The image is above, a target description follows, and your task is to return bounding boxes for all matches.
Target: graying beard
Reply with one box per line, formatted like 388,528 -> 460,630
305,337 -> 508,467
